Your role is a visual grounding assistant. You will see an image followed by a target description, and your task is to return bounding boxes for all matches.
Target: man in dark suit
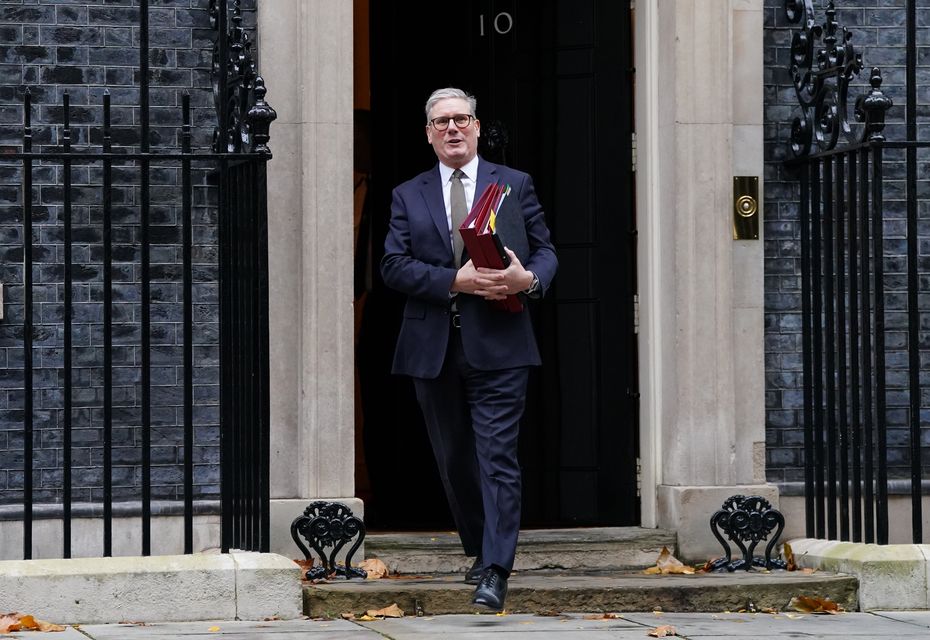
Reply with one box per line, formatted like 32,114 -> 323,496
381,87 -> 557,611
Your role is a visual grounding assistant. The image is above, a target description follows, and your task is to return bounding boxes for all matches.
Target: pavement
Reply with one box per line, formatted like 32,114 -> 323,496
6,611 -> 930,639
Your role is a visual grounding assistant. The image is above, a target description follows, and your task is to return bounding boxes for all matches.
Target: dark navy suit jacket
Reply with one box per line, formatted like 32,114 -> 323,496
382,158 -> 558,379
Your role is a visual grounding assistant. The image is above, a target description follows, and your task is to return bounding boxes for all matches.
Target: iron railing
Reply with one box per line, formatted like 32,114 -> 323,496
784,0 -> 926,544
0,0 -> 274,558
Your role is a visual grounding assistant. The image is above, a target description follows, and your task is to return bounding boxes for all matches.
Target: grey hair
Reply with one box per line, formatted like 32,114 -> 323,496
424,88 -> 477,122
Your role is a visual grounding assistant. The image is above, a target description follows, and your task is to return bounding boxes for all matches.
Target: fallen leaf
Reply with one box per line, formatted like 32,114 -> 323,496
537,610 -> 562,617
340,612 -> 356,621
357,615 -> 376,621
0,612 -> 65,633
695,558 -> 717,573
789,595 -> 843,614
783,542 -> 796,571
495,610 -> 508,617
642,547 -> 694,575
366,604 -> 404,618
208,626 -> 221,632
761,607 -> 778,614
648,624 -> 679,637
293,558 -> 314,574
358,558 -> 390,580
642,566 -> 662,575
800,567 -> 816,575
584,613 -> 622,620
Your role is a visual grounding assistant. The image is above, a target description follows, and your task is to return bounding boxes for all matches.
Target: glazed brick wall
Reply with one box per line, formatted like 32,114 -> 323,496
764,0 -> 930,486
0,0 -> 256,507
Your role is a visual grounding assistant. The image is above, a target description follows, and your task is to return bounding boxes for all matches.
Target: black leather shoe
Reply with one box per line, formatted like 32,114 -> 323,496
464,557 -> 483,585
472,566 -> 508,611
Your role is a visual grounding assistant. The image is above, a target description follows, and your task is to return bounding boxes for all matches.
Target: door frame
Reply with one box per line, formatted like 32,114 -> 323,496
633,0 -> 661,529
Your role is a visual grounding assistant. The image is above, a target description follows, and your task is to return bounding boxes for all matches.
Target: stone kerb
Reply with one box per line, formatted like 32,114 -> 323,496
789,538 -> 930,611
0,552 -> 301,624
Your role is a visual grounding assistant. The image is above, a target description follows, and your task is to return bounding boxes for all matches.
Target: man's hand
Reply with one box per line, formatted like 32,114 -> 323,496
452,249 -> 534,301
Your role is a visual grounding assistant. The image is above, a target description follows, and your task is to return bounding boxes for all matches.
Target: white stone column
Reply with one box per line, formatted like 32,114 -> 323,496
258,0 -> 360,556
636,0 -> 772,561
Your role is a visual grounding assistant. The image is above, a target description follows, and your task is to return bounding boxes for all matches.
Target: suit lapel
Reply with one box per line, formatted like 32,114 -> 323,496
476,157 -> 497,204
419,166 -> 453,260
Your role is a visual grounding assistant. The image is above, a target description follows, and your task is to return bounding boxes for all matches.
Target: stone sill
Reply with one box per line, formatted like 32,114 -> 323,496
0,551 -> 301,624
789,537 -> 930,611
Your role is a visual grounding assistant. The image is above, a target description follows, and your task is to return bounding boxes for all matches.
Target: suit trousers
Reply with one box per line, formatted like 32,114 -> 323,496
412,328 -> 529,573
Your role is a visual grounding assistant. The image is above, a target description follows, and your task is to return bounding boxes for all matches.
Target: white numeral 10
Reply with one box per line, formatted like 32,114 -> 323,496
479,12 -> 514,36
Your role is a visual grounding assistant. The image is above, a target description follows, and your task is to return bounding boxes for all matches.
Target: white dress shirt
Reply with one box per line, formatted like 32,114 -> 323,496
438,155 -> 480,253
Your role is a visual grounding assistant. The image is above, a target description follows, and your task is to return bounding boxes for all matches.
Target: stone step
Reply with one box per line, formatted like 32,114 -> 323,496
304,570 -> 859,617
364,527 -> 677,574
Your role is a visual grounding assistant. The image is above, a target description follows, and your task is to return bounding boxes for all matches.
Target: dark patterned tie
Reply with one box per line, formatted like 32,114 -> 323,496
450,169 -> 467,267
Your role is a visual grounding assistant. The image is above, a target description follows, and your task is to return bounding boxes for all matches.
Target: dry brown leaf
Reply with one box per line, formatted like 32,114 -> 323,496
366,603 -> 404,618
695,559 -> 716,573
0,612 -> 65,633
0,614 -> 19,633
648,624 -> 679,637
358,558 -> 390,580
800,567 -> 816,575
642,546 -> 694,575
584,613 -> 622,620
783,542 -> 796,571
789,595 -> 843,614
294,558 -> 314,580
340,612 -> 356,621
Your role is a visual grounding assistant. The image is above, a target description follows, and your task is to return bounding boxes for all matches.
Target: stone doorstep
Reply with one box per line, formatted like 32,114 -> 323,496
789,537 -> 930,611
304,571 -> 859,617
365,527 -> 677,574
0,552 -> 302,625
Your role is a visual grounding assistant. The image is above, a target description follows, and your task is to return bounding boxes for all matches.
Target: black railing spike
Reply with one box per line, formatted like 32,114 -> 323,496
5,0 -> 275,561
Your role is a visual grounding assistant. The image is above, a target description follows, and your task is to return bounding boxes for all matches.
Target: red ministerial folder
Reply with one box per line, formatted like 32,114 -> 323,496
459,182 -> 523,313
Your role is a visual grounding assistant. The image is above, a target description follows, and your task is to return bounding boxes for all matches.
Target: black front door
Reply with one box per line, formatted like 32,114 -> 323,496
359,0 -> 638,528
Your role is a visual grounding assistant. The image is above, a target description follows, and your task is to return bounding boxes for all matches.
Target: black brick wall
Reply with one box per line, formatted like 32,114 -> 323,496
0,0 -> 256,507
764,0 -> 930,486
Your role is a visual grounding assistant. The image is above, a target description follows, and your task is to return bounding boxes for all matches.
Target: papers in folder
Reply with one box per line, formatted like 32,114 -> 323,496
458,181 -> 524,313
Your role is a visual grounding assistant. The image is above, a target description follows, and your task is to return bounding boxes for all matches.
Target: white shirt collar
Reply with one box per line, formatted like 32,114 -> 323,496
439,155 -> 480,184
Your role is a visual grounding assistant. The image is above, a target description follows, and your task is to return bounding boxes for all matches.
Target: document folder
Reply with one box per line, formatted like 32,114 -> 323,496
459,181 -> 528,313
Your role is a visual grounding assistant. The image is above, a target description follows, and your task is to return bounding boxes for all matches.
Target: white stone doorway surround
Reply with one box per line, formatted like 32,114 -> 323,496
256,0 -> 772,561
634,0 -> 771,559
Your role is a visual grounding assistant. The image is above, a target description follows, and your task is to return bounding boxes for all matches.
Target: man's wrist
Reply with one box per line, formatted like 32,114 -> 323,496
523,271 -> 540,297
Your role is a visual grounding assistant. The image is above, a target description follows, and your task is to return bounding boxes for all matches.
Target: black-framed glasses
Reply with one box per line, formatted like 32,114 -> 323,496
428,114 -> 475,131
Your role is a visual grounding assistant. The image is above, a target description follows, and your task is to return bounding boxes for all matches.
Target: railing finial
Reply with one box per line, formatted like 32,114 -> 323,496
855,67 -> 893,143
247,76 -> 276,155
212,0 -> 275,154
